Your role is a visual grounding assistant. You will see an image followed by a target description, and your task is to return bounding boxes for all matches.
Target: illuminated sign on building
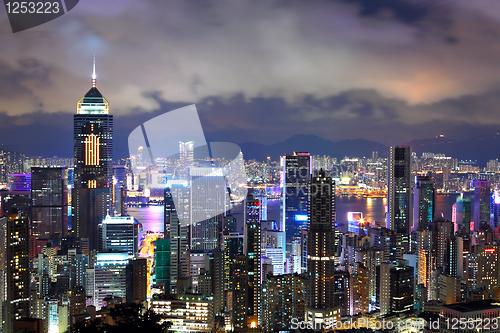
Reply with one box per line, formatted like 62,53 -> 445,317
295,214 -> 308,222
85,134 -> 100,166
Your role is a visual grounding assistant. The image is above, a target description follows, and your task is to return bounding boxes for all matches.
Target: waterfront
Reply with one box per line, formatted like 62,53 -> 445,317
128,193 -> 473,234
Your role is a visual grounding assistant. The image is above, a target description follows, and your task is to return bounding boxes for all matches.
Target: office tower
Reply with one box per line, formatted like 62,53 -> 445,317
256,192 -> 268,221
387,146 -> 412,234
262,274 -> 305,332
243,189 -> 262,326
223,232 -> 243,290
7,173 -> 31,191
491,189 -> 500,229
130,258 -> 147,302
261,221 -> 285,275
372,151 -> 379,160
281,152 -> 312,249
232,254 -> 248,331
369,227 -> 405,262
379,260 -> 414,316
179,141 -> 194,180
444,235 -> 463,278
452,195 -> 472,233
112,165 -> 127,216
73,60 -> 113,253
93,252 -> 129,310
155,238 -> 171,291
413,176 -> 435,231
473,179 -> 490,231
306,170 -> 337,325
428,219 -> 453,268
98,215 -> 140,256
190,167 -> 228,250
6,210 -> 30,331
31,166 -> 68,258
166,185 -> 190,292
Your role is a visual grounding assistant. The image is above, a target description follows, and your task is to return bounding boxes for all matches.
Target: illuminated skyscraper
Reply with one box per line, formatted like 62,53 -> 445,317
6,210 -> 30,332
387,146 -> 411,234
413,176 -> 435,231
473,179 -> 490,231
73,58 -> 113,252
490,189 -> 500,229
179,141 -> 194,180
244,189 -> 262,327
281,152 -> 311,250
98,215 -> 140,256
306,170 -> 337,325
452,195 -> 472,233
31,166 -> 68,258
190,167 -> 228,250
165,185 -> 190,293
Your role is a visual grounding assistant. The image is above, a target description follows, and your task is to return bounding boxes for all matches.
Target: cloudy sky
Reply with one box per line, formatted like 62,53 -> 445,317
1,0 -> 500,158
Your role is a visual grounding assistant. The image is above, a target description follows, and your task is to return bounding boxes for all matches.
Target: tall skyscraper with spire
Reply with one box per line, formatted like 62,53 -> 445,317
73,56 -> 113,252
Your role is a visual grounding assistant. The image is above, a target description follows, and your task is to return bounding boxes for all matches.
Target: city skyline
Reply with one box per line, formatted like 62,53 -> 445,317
3,1 -> 500,157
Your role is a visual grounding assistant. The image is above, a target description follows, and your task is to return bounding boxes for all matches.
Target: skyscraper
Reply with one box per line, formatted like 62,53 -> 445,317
190,167 -> 228,250
179,141 -> 194,180
243,190 -> 262,327
98,215 -> 140,256
6,210 -> 30,332
31,166 -> 68,258
387,146 -> 412,234
473,179 -> 490,231
73,58 -> 113,252
306,170 -> 337,325
413,176 -> 435,231
166,185 -> 190,292
281,152 -> 311,251
452,195 -> 472,233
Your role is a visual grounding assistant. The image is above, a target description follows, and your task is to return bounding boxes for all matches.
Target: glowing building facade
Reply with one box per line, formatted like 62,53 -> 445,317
73,59 -> 113,252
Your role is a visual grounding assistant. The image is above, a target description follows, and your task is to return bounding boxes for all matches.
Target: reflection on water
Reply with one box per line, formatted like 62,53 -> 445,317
128,194 -> 470,234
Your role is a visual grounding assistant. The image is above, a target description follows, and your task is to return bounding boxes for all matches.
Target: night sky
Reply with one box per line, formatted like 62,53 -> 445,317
2,0 -> 500,158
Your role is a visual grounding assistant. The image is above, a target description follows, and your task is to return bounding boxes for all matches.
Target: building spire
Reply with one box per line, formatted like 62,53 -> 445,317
92,50 -> 96,87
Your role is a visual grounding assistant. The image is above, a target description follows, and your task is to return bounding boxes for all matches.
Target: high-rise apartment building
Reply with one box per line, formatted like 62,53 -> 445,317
387,146 -> 411,234
6,210 -> 30,332
379,260 -> 414,316
306,170 -> 337,326
73,60 -> 113,252
244,189 -> 262,327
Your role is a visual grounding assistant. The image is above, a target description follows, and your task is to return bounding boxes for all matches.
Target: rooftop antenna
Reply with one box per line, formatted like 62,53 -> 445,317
91,50 -> 96,87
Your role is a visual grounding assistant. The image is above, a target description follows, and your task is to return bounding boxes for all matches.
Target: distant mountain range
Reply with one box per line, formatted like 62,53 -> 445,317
239,132 -> 500,166
239,134 -> 386,161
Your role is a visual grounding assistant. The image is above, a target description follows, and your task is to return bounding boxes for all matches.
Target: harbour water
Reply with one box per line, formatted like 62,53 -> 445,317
128,193 -> 473,234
